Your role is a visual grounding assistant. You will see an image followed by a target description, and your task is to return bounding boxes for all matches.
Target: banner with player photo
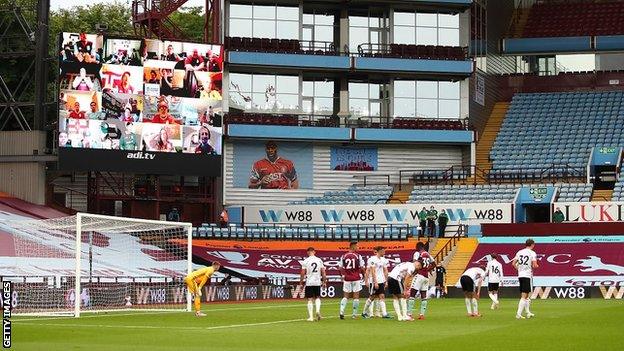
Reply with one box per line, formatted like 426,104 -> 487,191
192,239 -> 418,278
231,140 -> 314,190
462,238 -> 624,287
330,146 -> 378,171
57,32 -> 224,175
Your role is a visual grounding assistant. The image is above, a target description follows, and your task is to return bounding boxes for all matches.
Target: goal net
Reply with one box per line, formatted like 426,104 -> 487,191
0,213 -> 192,317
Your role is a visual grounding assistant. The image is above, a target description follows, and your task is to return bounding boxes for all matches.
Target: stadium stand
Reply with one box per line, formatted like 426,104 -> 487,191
291,185 -> 394,205
194,223 -> 413,241
613,169 -> 624,201
522,1 -> 624,38
490,91 -> 624,174
556,183 -> 593,202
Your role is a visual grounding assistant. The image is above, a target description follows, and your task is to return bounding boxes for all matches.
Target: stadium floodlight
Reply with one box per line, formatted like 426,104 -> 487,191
0,213 -> 192,317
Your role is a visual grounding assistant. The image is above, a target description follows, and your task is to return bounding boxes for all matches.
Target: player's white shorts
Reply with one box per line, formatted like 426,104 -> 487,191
411,275 -> 429,292
343,280 -> 362,293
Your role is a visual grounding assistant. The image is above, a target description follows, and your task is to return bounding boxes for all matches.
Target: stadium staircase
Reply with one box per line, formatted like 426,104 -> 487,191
509,4 -> 532,38
443,238 -> 479,285
591,189 -> 613,202
132,0 -> 190,39
388,184 -> 413,204
475,102 -> 509,179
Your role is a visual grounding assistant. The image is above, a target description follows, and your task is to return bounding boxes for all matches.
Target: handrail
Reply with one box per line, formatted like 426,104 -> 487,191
355,174 -> 391,187
433,224 -> 464,266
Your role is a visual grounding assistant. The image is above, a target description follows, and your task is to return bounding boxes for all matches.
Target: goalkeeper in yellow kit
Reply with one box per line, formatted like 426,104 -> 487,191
185,262 -> 221,316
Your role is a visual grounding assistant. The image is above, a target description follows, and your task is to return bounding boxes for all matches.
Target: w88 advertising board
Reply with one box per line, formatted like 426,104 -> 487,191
243,203 -> 513,225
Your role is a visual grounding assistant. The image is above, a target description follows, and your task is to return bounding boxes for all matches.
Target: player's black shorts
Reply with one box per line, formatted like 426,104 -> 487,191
387,278 -> 403,295
435,278 -> 444,287
488,283 -> 500,291
460,275 -> 475,292
519,277 -> 532,294
369,282 -> 386,296
305,286 -> 321,298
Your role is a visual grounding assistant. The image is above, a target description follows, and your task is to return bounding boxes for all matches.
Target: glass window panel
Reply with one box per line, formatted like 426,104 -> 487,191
276,94 -> 299,110
230,19 -> 252,37
254,20 -> 276,38
302,81 -> 314,97
315,97 -> 334,113
394,98 -> 416,117
349,98 -> 369,116
393,26 -> 415,45
417,13 -> 437,27
416,27 -> 437,45
277,6 -> 299,21
438,14 -> 459,28
252,93 -> 267,109
315,81 -> 334,97
417,98 -> 438,118
349,82 -> 368,99
438,28 -> 459,46
439,99 -> 460,118
302,99 -> 313,113
303,26 -> 312,41
315,25 -> 333,42
369,84 -> 382,99
229,73 -> 252,92
277,21 -> 299,39
230,4 -> 252,18
349,27 -> 368,49
252,75 -> 275,94
349,16 -> 368,27
315,14 -> 334,25
276,76 -> 299,94
229,94 -> 252,110
417,81 -> 438,98
370,30 -> 380,45
394,81 -> 416,98
369,17 -> 381,28
393,12 -> 415,26
303,14 -> 314,24
253,5 -> 275,19
370,101 -> 381,116
439,81 -> 460,99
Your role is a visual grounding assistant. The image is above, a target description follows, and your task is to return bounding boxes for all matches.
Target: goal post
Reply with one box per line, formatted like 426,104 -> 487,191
0,213 -> 193,317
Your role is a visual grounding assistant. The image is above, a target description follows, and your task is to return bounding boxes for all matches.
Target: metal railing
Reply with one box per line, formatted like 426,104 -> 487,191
356,43 -> 468,60
355,174 -> 391,187
433,224 -> 465,266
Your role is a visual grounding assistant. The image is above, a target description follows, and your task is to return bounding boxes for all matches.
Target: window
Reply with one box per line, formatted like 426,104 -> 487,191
349,14 -> 388,53
302,80 -> 335,114
392,11 -> 459,46
229,4 -> 300,39
303,13 -> 335,43
393,80 -> 461,119
349,82 -> 389,117
229,73 -> 300,112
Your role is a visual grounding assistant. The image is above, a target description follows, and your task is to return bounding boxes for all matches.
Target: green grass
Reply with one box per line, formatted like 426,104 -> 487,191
12,298 -> 624,351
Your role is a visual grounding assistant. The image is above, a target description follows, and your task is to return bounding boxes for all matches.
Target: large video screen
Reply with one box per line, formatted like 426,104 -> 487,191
57,33 -> 223,176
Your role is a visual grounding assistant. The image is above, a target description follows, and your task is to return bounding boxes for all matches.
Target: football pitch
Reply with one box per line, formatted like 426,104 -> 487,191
11,298 -> 623,351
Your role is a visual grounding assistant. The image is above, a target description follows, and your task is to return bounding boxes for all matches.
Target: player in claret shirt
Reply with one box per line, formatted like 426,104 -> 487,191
339,241 -> 365,319
407,241 -> 436,320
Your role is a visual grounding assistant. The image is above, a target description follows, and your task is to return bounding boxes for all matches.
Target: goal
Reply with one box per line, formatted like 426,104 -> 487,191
0,213 -> 192,317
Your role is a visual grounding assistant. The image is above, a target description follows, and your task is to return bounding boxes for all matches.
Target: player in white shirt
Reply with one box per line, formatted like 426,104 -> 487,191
512,239 -> 538,319
387,260 -> 422,321
485,253 -> 504,310
460,266 -> 486,317
362,246 -> 391,319
300,247 -> 327,321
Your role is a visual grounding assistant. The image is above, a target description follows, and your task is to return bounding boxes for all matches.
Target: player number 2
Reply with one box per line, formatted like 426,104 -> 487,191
311,263 -> 318,273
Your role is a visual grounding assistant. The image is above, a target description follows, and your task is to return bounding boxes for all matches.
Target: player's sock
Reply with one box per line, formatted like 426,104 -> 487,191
407,297 -> 415,316
362,299 -> 372,315
420,298 -> 428,316
471,298 -> 479,315
352,299 -> 360,316
392,299 -> 403,320
380,300 -> 388,316
493,293 -> 499,304
524,298 -> 531,314
307,300 -> 314,320
373,299 -> 379,315
339,297 -> 348,315
315,298 -> 321,314
193,296 -> 201,312
465,297 -> 472,314
488,292 -> 495,302
400,298 -> 408,318
516,298 -> 526,317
